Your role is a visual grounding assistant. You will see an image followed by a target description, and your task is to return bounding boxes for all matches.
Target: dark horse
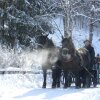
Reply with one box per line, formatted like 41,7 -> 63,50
61,36 -> 92,88
35,35 -> 61,88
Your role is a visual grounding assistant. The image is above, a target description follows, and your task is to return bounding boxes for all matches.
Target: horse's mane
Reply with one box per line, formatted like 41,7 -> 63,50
77,48 -> 91,67
78,48 -> 89,55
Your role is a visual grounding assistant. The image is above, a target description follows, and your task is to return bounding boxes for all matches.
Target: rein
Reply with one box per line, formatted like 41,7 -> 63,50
78,51 -> 94,78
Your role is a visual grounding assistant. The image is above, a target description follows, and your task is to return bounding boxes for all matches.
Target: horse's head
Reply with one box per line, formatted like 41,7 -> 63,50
61,36 -> 75,61
35,35 -> 48,48
35,34 -> 54,49
35,35 -> 58,67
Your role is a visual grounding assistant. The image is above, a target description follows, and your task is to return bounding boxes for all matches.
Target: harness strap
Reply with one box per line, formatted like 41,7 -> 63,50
82,65 -> 94,78
77,51 -> 94,78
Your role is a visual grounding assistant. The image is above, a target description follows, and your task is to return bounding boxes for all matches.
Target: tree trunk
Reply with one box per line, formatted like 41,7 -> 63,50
89,1 -> 95,43
62,0 -> 72,38
89,18 -> 93,43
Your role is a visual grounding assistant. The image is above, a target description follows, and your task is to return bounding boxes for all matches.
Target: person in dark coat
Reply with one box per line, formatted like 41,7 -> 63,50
84,39 -> 97,87
84,40 -> 95,69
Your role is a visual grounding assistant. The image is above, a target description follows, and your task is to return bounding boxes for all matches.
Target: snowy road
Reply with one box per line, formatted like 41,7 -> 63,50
15,87 -> 100,100
0,86 -> 100,100
0,73 -> 100,100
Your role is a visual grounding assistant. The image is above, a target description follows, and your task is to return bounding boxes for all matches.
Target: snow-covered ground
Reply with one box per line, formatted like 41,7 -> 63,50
0,73 -> 100,100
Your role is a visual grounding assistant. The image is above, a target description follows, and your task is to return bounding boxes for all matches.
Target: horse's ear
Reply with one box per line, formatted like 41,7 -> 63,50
46,34 -> 49,37
62,35 -> 64,39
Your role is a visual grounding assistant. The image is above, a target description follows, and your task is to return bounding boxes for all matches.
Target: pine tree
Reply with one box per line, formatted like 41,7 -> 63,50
0,0 -> 62,48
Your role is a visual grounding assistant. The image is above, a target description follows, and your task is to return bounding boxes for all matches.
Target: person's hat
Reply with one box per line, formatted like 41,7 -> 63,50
83,39 -> 91,43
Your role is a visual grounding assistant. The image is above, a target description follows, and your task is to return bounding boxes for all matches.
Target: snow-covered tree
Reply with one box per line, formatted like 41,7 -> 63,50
61,0 -> 100,42
0,0 -> 62,48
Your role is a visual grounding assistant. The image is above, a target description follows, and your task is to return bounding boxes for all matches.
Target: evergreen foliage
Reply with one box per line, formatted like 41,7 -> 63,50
0,0 -> 62,48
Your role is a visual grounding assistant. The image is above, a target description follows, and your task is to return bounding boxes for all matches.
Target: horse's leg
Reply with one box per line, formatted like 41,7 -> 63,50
91,70 -> 97,87
82,71 -> 91,88
63,71 -> 69,88
55,60 -> 62,88
81,70 -> 86,88
60,71 -> 64,85
52,68 -> 61,88
85,73 -> 91,88
90,69 -> 97,88
67,72 -> 72,87
75,72 -> 81,88
42,69 -> 47,88
56,69 -> 61,88
52,68 -> 57,88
